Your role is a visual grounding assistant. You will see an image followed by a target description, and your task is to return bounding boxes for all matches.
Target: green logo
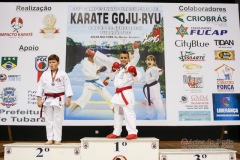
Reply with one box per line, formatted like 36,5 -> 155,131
1,57 -> 18,71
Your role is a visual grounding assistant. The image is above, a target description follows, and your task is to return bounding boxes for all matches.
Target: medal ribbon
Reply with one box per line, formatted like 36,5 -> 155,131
51,69 -> 58,85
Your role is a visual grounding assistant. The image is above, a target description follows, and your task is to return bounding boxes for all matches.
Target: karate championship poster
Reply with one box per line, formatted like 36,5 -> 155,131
64,3 -> 166,125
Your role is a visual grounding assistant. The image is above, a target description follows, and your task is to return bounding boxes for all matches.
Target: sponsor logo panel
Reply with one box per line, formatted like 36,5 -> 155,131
176,25 -> 227,37
175,40 -> 209,50
178,51 -> 206,62
0,74 -> 7,82
1,57 -> 18,71
215,64 -> 235,92
35,56 -> 48,82
174,14 -> 228,27
0,87 -> 17,108
214,50 -> 235,60
214,40 -> 234,48
183,74 -> 203,93
180,95 -> 209,110
40,14 -> 59,38
0,17 -> 33,38
179,111 -> 211,121
212,93 -> 240,120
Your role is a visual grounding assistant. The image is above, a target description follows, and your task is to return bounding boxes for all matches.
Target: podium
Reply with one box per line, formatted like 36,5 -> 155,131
159,148 -> 236,160
80,137 -> 159,160
3,143 -> 80,160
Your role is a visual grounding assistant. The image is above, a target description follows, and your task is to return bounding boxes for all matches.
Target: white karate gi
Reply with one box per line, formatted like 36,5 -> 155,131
74,58 -> 113,109
94,48 -> 140,70
109,64 -> 142,136
144,66 -> 165,120
36,69 -> 73,141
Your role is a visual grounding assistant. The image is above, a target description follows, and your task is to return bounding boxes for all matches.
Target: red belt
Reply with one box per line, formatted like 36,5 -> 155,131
115,86 -> 132,105
40,92 -> 65,118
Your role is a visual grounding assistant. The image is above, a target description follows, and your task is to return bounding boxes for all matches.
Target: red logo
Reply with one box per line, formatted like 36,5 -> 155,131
113,155 -> 127,160
11,17 -> 23,33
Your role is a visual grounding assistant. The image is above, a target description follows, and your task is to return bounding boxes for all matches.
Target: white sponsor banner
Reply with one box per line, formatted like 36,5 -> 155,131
0,2 -> 239,126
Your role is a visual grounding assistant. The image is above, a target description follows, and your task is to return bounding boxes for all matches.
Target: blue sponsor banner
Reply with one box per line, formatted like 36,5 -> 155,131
212,93 -> 240,120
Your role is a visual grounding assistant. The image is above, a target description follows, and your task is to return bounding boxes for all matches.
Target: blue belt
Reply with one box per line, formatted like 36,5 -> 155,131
143,81 -> 158,106
86,79 -> 104,89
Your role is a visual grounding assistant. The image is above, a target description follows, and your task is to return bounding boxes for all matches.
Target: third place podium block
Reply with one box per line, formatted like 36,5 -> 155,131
159,148 -> 237,160
80,137 -> 159,160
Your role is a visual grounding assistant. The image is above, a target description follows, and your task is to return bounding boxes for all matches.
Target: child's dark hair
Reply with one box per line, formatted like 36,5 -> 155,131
120,50 -> 129,58
48,54 -> 59,62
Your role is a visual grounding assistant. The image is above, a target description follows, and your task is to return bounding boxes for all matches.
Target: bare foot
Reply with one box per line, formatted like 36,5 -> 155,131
45,140 -> 53,145
54,141 -> 61,145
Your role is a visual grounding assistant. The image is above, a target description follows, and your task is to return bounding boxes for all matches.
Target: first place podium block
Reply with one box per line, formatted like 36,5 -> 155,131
80,137 -> 159,160
3,143 -> 81,160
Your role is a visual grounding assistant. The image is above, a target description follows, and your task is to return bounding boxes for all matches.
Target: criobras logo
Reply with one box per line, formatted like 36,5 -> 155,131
174,14 -> 227,24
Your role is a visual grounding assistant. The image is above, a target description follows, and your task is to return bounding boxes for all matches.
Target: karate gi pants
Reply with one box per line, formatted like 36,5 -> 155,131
112,103 -> 138,136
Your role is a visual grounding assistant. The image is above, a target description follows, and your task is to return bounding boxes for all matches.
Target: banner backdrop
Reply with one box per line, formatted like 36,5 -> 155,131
0,2 -> 239,126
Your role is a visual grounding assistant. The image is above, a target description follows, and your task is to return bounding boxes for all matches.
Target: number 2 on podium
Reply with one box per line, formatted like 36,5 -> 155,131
36,148 -> 50,157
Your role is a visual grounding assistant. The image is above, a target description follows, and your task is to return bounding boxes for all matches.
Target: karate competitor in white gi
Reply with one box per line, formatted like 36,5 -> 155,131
143,55 -> 165,120
37,54 -> 73,145
106,50 -> 142,140
71,50 -> 113,112
89,43 -> 140,71
71,42 -> 140,112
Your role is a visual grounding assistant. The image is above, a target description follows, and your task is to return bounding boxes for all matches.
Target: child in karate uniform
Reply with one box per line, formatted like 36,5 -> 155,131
106,50 -> 142,140
143,55 -> 165,120
37,54 -> 73,145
